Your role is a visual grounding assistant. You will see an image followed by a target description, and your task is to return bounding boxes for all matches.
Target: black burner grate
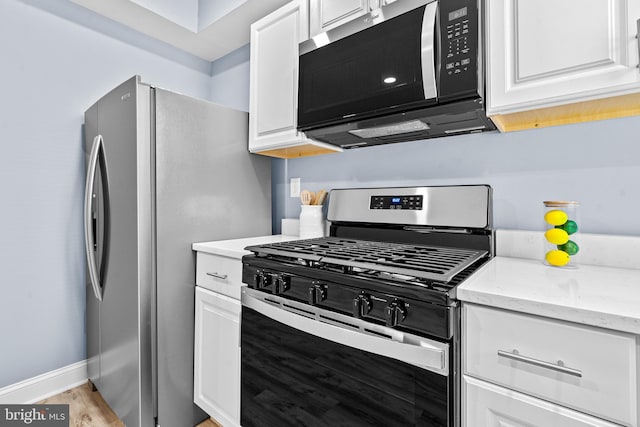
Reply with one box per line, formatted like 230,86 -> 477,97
245,237 -> 487,282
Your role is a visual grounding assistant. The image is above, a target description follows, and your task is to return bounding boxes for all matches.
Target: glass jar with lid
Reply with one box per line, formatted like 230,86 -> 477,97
543,201 -> 580,268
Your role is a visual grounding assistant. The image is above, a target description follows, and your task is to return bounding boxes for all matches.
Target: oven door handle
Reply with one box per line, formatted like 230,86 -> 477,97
242,292 -> 449,375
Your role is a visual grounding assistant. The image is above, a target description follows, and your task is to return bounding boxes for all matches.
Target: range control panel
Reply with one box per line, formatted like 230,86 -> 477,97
370,195 -> 424,210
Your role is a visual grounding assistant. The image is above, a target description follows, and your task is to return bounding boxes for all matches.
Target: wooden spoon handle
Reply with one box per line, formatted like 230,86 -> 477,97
300,190 -> 312,205
315,189 -> 327,205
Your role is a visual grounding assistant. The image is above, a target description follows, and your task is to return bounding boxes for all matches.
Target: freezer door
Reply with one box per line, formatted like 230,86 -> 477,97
84,76 -> 154,427
154,88 -> 271,427
84,101 -> 101,391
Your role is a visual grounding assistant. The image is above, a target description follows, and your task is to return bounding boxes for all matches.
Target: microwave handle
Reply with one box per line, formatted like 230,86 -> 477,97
421,2 -> 438,100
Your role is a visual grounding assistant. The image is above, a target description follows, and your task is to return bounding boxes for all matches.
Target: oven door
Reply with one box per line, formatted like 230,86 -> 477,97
241,289 -> 452,427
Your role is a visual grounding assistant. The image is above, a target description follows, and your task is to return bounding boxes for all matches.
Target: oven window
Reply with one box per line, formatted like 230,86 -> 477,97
298,6 -> 430,129
241,307 -> 450,427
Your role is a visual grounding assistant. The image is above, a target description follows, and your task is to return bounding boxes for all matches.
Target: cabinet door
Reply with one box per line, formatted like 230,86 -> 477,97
463,304 -> 638,426
309,0 -> 371,37
487,0 -> 640,115
249,0 -> 309,152
194,287 -> 241,427
464,376 -> 622,427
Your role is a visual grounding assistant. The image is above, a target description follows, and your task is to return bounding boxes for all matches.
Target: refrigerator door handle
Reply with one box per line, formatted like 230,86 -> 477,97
84,134 -> 109,301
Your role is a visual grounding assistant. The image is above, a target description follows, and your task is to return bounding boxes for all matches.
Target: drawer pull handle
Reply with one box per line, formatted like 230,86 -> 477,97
206,272 -> 228,280
497,349 -> 583,378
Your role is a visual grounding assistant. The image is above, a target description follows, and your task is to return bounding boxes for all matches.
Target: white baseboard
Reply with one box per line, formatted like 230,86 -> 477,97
0,360 -> 88,404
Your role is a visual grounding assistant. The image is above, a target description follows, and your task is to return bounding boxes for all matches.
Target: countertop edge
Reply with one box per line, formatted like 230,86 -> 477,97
192,235 -> 299,259
458,286 -> 640,335
458,257 -> 640,335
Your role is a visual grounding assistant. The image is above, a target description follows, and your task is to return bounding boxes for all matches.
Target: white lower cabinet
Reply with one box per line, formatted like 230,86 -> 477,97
194,286 -> 241,427
462,303 -> 639,427
464,375 -> 621,427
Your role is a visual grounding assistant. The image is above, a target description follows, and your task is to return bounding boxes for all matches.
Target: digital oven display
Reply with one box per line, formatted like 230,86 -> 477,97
370,195 -> 423,210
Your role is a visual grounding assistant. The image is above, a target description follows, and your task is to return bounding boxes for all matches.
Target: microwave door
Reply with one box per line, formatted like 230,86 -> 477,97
297,3 -> 437,131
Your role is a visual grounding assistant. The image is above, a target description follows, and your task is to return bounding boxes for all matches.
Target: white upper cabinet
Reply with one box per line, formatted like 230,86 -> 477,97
249,0 -> 340,158
487,0 -> 640,116
309,0 -> 405,37
310,0 -> 371,36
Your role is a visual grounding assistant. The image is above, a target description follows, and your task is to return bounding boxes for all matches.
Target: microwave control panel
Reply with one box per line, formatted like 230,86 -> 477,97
445,8 -> 471,76
439,0 -> 479,101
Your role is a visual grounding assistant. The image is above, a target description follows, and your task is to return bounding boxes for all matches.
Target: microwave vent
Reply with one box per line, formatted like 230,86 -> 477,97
348,120 -> 430,139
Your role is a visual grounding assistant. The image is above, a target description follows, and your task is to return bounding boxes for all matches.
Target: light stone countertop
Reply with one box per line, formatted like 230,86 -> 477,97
192,234 -> 299,259
458,230 -> 640,335
193,229 -> 640,335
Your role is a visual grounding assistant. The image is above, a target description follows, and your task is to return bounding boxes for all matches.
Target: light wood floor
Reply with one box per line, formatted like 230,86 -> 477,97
38,383 -> 220,427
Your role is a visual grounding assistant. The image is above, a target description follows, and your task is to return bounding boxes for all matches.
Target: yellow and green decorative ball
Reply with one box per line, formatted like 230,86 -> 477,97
558,240 -> 579,256
544,209 -> 568,226
545,249 -> 570,266
545,228 -> 569,245
555,220 -> 578,235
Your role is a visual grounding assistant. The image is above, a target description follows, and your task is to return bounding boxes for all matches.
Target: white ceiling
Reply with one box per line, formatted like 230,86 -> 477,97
69,0 -> 290,62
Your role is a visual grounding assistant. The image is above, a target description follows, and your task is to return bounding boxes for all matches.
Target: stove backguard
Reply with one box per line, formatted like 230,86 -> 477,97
328,185 -> 493,231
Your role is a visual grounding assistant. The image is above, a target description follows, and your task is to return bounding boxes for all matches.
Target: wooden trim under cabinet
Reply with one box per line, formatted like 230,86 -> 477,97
252,143 -> 341,159
491,92 -> 640,132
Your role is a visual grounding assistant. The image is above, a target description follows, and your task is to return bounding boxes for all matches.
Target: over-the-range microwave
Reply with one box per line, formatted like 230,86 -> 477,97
297,0 -> 496,149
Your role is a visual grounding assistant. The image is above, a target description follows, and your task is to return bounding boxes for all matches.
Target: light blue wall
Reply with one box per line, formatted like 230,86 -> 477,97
274,115 -> 640,236
0,0 -> 216,388
209,44 -> 251,112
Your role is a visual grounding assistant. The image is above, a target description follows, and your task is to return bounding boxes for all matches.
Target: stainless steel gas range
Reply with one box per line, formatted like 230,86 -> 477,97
240,185 -> 494,427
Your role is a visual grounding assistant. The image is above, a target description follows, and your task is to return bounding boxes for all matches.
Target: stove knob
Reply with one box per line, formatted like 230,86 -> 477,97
308,283 -> 327,305
352,293 -> 372,318
252,271 -> 263,288
273,274 -> 291,295
253,271 -> 272,290
385,299 -> 407,327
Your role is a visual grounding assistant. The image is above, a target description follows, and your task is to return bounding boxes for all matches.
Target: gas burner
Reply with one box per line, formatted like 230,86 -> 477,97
246,237 -> 487,282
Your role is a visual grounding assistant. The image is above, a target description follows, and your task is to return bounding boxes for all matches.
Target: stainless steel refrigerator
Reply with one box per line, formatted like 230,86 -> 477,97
83,76 -> 272,427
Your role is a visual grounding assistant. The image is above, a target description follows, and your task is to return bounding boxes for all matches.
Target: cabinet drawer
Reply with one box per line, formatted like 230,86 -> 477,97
463,304 -> 638,426
195,252 -> 243,299
464,375 -> 621,427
